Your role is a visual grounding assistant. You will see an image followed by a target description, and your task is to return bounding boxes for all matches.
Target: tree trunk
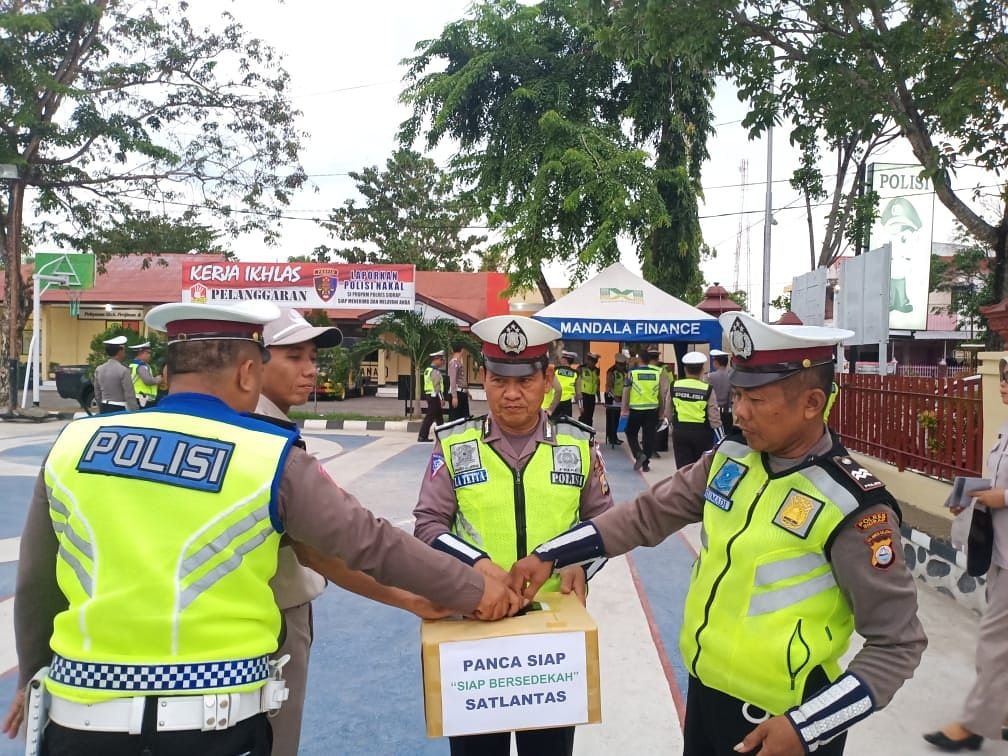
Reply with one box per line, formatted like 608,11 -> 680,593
536,269 -> 555,306
2,180 -> 25,412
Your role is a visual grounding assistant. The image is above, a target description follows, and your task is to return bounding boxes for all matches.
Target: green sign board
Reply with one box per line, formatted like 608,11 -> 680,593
34,252 -> 95,290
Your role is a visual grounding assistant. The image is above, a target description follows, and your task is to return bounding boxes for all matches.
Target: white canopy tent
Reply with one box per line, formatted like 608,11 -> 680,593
534,263 -> 722,346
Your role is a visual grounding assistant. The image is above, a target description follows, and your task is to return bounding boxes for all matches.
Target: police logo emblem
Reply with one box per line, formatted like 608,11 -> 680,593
551,445 -> 585,487
711,459 -> 747,497
772,489 -> 825,538
728,317 -> 754,360
498,320 -> 528,355
450,441 -> 481,472
313,267 -> 340,302
866,528 -> 895,569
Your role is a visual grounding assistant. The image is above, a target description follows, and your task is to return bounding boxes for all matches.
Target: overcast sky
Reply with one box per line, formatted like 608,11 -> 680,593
202,0 -> 994,310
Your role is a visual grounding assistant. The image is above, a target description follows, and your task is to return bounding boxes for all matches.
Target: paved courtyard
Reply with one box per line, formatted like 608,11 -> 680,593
0,419 -> 1004,754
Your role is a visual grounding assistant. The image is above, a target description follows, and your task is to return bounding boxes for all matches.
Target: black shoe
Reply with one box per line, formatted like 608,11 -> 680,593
633,453 -> 645,471
642,462 -> 650,472
653,451 -> 661,459
922,732 -> 983,751
417,437 -> 433,442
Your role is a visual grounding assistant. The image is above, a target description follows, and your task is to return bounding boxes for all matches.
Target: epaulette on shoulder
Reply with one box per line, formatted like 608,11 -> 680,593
435,414 -> 485,439
827,454 -> 886,494
554,416 -> 596,439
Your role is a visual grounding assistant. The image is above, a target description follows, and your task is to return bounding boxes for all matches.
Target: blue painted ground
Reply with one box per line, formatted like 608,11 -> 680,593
0,430 -> 698,755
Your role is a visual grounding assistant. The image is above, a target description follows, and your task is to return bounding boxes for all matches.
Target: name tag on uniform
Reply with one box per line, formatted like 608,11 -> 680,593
78,426 -> 234,493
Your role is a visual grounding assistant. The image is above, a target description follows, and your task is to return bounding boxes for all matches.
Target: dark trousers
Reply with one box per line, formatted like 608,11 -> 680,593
449,390 -> 470,421
449,726 -> 575,756
42,710 -> 272,756
684,672 -> 846,756
672,422 -> 714,469
99,403 -> 125,414
418,394 -> 443,440
604,405 -> 621,445
578,395 -> 596,426
719,406 -> 735,434
625,408 -> 658,462
552,399 -> 573,420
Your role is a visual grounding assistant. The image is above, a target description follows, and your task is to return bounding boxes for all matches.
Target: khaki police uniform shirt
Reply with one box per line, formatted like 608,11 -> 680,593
448,355 -> 468,395
985,420 -> 1008,568
706,367 -> 732,409
413,411 -> 615,550
94,358 -> 139,410
15,412 -> 485,688
134,361 -> 159,388
256,395 -> 328,609
589,430 -> 926,709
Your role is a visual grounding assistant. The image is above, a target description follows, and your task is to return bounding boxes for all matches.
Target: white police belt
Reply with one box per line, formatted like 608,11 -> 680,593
48,654 -> 290,734
103,401 -> 126,407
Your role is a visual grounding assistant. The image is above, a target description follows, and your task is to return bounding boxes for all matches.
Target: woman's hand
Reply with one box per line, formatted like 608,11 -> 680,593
973,488 -> 1007,510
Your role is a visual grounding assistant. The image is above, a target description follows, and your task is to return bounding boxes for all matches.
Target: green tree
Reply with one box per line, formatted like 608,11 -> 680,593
930,236 -> 996,341
0,1 -> 306,408
86,209 -> 229,263
85,325 -> 166,376
316,149 -> 487,271
371,310 -> 467,417
645,0 -> 1007,282
400,0 -> 672,302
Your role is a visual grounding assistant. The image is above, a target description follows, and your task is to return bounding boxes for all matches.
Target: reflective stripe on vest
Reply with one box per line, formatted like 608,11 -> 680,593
580,367 -> 599,395
628,366 -> 662,409
556,367 -> 577,401
130,361 -> 159,398
680,440 -> 863,714
439,418 -> 588,594
43,407 -> 296,703
673,378 -> 711,425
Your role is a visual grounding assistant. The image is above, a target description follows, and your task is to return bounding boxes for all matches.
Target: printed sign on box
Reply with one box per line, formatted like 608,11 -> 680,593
421,592 -> 601,737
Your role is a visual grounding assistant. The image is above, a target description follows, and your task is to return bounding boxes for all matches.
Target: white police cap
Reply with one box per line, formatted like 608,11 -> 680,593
471,316 -> 561,377
710,348 -> 729,357
129,341 -> 151,351
682,351 -> 707,366
430,350 -> 446,358
146,301 -> 280,349
263,308 -> 342,348
720,311 -> 853,388
103,335 -> 128,346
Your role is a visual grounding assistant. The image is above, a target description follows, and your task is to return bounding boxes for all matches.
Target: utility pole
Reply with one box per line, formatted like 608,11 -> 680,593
761,123 -> 773,322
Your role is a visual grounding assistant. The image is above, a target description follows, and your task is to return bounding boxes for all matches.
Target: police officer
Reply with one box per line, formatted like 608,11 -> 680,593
413,315 -> 614,756
540,363 -> 563,416
604,352 -> 628,447
578,352 -> 601,426
5,301 -> 521,756
621,348 -> 668,472
447,341 -> 470,421
512,311 -> 927,756
256,308 -> 450,756
418,350 -> 446,442
708,349 -> 734,432
671,351 -> 724,468
94,335 -> 138,413
128,341 -> 160,408
552,350 -> 580,420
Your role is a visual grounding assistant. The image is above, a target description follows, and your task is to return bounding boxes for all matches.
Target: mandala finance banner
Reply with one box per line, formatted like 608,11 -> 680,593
181,262 -> 416,309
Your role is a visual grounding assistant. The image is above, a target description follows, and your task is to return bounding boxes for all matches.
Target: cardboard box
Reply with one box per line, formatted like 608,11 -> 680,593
421,591 -> 601,737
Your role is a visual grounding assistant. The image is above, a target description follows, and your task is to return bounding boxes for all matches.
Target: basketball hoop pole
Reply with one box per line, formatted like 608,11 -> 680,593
26,271 -> 69,407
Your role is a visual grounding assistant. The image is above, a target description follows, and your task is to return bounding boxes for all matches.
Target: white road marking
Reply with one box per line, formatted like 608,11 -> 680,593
0,597 -> 14,677
0,538 -> 20,563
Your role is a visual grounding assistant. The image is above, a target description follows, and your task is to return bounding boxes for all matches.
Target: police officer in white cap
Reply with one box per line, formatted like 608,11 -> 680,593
128,341 -> 161,408
94,335 -> 139,413
418,349 -> 447,442
670,351 -> 723,468
414,315 -> 613,756
513,311 -> 926,756
7,301 -> 522,756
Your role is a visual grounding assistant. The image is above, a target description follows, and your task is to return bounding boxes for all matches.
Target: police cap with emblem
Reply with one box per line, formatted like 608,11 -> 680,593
145,301 -> 280,361
720,311 -> 853,388
470,315 -> 561,377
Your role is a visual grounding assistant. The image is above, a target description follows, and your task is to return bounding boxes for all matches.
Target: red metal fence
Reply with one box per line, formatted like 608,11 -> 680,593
830,373 -> 983,481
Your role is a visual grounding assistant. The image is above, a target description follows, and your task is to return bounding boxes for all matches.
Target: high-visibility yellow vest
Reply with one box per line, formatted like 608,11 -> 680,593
610,369 -> 625,398
672,378 -> 711,425
542,385 -> 556,410
423,366 -> 439,395
437,416 -> 591,594
628,366 -> 662,410
824,382 -> 839,422
129,360 -> 159,399
580,367 -> 599,395
555,367 -> 578,401
43,395 -> 298,703
681,438 -> 872,714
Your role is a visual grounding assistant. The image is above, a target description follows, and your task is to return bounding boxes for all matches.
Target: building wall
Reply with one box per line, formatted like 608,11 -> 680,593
43,305 -> 108,370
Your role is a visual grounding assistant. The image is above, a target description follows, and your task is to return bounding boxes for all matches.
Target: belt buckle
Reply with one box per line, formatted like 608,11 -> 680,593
262,654 -> 290,717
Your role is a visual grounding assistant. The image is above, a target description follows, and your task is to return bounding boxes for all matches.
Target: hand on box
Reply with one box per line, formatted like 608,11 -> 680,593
409,596 -> 457,620
734,715 -> 803,755
510,554 -> 554,600
559,566 -> 586,606
972,488 -> 1007,510
472,569 -> 524,621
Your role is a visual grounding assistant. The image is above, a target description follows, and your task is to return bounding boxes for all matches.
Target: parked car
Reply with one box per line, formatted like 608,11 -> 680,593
55,364 -> 98,415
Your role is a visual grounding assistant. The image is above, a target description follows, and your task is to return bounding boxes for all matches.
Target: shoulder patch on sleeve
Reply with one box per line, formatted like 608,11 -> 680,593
830,455 -> 885,492
430,453 -> 446,479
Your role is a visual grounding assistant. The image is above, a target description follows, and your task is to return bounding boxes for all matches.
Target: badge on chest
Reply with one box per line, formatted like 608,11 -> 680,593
451,441 -> 488,488
551,444 -> 585,487
772,489 -> 825,538
704,459 -> 748,512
